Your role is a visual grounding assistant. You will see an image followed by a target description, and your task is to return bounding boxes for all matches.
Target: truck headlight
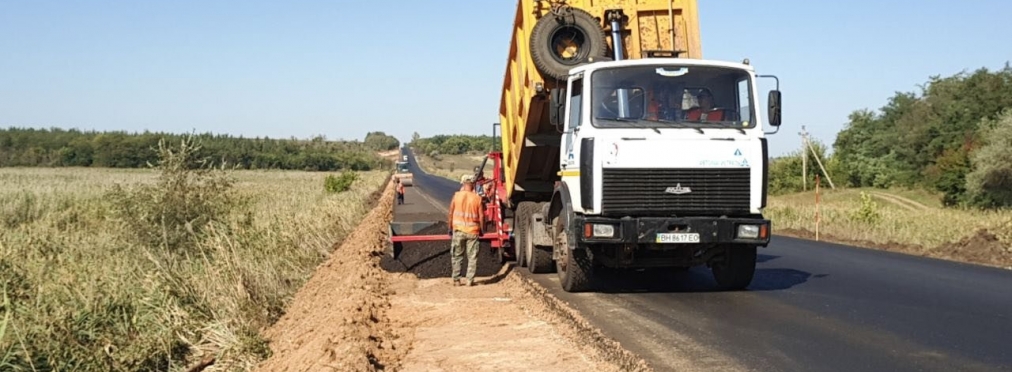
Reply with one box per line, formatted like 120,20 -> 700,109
585,223 -> 615,238
737,224 -> 760,239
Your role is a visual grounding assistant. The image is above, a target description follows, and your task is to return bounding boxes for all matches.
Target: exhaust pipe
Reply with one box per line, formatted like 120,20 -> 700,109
608,12 -> 629,117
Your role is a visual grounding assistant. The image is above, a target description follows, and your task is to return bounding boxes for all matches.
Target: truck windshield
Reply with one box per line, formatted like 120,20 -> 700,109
590,65 -> 755,129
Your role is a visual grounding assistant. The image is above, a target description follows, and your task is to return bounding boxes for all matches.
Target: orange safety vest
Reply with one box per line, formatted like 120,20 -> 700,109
397,183 -> 405,194
646,99 -> 661,120
685,108 -> 725,121
449,190 -> 483,235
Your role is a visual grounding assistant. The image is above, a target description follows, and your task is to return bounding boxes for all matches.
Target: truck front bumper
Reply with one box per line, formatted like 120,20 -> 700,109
574,216 -> 771,247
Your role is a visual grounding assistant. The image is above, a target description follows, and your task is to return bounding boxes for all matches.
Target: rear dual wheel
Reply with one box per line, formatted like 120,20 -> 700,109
526,202 -> 554,274
513,202 -> 537,268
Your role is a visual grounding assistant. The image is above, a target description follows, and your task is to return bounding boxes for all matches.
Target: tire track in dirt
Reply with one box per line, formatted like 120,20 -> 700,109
870,192 -> 930,212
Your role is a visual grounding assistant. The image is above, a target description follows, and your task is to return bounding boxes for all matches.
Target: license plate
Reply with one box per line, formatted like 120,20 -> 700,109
655,233 -> 700,244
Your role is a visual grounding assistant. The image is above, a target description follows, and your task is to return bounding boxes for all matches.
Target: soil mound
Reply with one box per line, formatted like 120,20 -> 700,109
254,181 -> 406,372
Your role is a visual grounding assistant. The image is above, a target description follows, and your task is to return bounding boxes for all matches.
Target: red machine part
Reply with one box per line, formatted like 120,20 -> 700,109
389,152 -> 513,258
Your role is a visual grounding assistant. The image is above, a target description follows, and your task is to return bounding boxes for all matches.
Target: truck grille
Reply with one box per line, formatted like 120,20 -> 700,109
600,168 -> 751,215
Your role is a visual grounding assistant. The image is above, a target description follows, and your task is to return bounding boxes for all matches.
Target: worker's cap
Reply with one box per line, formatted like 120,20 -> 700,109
460,174 -> 474,184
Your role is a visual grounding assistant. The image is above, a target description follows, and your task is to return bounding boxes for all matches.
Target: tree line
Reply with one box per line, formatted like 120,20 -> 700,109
409,132 -> 496,157
770,63 -> 1012,209
0,128 -> 401,171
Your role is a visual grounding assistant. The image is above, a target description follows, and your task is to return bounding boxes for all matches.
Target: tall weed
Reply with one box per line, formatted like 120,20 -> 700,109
0,140 -> 387,370
107,136 -> 240,256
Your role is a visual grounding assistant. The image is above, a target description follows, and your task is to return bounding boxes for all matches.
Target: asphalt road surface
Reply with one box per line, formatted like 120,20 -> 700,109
400,148 -> 1012,372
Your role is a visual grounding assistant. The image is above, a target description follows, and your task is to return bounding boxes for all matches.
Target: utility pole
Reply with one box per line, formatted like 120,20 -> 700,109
800,126 -> 836,190
799,126 -> 808,191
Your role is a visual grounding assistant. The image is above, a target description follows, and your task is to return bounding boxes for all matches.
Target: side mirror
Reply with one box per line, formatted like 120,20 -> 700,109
549,88 -> 566,128
767,90 -> 782,127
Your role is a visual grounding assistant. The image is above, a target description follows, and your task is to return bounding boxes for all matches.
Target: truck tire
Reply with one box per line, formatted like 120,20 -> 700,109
526,203 -> 555,274
530,7 -> 609,81
554,215 -> 593,292
711,246 -> 757,291
514,202 -> 538,268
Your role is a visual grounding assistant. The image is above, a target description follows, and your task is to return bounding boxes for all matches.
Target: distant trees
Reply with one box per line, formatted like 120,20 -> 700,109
0,128 -> 392,171
411,134 -> 494,156
964,110 -> 1012,208
767,139 -> 837,195
363,131 -> 400,151
831,64 -> 1012,207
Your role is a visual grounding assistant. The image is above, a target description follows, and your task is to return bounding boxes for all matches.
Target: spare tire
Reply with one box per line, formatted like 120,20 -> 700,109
530,7 -> 608,81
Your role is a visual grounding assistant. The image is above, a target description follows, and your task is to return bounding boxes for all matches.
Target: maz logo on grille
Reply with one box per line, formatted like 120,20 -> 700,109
664,183 -> 692,195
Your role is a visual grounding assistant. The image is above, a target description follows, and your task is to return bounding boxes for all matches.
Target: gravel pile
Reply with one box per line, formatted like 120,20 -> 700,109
380,221 -> 503,279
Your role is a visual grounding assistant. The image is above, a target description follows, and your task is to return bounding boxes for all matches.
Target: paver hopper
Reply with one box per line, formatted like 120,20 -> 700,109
387,150 -> 514,262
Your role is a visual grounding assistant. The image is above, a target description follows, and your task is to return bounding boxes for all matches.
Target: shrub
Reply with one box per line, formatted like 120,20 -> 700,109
106,135 -> 239,256
849,191 -> 881,224
324,171 -> 358,193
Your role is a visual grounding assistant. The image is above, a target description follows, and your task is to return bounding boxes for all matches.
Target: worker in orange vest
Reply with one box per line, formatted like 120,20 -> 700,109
645,83 -> 679,121
448,174 -> 485,286
395,178 -> 405,204
684,90 -> 726,121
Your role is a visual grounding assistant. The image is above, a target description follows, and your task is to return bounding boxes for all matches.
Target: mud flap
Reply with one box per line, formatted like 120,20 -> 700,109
530,212 -> 554,247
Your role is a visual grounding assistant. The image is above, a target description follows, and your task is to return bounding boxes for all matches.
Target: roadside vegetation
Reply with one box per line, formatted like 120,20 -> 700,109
0,127 -> 401,171
0,136 -> 388,371
412,152 -> 494,181
410,64 -> 1012,268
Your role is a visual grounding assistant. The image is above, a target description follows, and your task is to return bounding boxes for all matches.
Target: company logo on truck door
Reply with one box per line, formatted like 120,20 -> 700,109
698,148 -> 750,167
664,183 -> 692,194
698,159 -> 749,167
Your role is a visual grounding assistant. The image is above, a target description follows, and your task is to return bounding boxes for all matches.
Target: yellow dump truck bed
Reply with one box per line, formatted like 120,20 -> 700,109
498,0 -> 701,203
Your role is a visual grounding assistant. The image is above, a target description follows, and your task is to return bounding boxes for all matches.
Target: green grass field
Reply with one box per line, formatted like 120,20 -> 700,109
413,152 -> 1012,267
0,166 -> 388,371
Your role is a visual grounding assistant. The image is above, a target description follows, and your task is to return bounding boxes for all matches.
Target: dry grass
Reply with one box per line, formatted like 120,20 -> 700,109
767,188 -> 1012,258
0,166 -> 388,371
412,151 -> 491,181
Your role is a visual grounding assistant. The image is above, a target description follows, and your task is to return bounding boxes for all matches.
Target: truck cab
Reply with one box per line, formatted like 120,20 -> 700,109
541,57 -> 782,291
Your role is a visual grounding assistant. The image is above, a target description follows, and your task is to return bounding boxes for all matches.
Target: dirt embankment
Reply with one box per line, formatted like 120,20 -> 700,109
254,180 -> 406,372
254,182 -> 657,371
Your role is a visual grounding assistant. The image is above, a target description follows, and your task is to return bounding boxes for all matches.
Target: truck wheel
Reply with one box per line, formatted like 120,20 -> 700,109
711,245 -> 757,291
554,216 -> 593,292
514,202 -> 538,268
530,7 -> 609,81
527,210 -> 555,274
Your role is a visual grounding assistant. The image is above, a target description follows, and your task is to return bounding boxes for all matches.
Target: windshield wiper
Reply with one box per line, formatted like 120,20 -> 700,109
651,119 -> 705,134
594,117 -> 661,134
713,122 -> 746,135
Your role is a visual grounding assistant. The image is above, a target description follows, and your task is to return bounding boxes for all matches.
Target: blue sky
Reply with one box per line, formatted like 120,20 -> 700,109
1,0 -> 1010,156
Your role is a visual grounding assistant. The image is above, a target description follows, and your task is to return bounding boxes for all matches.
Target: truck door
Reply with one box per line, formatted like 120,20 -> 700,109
561,76 -> 583,171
